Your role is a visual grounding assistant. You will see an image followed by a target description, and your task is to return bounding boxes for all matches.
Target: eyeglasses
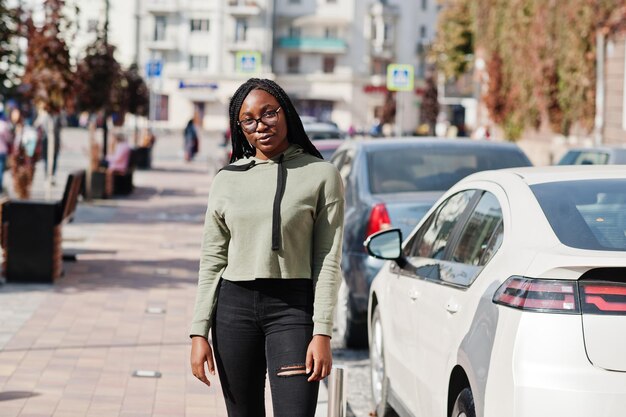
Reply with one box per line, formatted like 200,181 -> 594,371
237,107 -> 281,133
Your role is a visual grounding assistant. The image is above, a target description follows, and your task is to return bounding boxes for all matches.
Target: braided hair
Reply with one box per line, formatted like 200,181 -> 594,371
228,78 -> 322,162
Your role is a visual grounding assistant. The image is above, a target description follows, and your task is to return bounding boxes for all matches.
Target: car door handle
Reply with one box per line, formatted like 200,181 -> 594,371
408,289 -> 420,301
446,301 -> 460,314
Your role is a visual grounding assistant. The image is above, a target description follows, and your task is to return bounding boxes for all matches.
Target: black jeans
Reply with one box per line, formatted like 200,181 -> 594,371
212,278 -> 319,417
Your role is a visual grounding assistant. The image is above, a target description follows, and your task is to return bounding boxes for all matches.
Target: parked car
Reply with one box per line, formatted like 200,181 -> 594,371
557,146 -> 626,165
303,121 -> 345,140
366,165 -> 626,417
312,138 -> 345,160
331,137 -> 532,347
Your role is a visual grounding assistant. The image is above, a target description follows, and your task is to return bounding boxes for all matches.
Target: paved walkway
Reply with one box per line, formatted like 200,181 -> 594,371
0,128 -> 329,417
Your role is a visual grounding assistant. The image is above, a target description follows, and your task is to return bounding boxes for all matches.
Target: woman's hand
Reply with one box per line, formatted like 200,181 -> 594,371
190,336 -> 215,387
306,334 -> 332,382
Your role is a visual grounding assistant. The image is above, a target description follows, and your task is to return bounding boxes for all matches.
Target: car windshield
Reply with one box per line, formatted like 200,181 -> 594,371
531,179 -> 626,251
558,150 -> 610,165
367,147 -> 530,194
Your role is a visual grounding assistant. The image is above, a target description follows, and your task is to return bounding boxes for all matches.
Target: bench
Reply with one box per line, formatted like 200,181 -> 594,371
1,170 -> 85,283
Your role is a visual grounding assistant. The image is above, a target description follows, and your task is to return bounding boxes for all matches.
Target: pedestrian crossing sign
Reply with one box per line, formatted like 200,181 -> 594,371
236,51 -> 262,73
386,64 -> 414,91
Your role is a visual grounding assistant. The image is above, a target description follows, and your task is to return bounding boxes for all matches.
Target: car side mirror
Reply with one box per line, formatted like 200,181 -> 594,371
364,228 -> 406,268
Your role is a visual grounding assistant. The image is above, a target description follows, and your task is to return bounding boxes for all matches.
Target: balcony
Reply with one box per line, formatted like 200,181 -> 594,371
278,37 -> 347,54
146,38 -> 178,51
227,0 -> 261,16
146,0 -> 179,14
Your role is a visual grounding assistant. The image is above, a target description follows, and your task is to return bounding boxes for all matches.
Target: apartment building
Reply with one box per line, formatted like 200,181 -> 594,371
140,0 -> 438,132
14,0 -> 438,132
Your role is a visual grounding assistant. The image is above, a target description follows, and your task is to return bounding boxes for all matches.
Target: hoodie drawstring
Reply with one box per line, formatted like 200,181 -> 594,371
271,154 -> 286,251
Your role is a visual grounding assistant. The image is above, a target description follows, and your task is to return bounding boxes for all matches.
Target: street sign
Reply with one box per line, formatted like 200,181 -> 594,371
146,60 -> 163,78
386,64 -> 414,91
236,51 -> 261,73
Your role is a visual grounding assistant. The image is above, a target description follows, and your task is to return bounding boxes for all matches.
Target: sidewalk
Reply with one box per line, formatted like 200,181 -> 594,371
0,128 -> 329,417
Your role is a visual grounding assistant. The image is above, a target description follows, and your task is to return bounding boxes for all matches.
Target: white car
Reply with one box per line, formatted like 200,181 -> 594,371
365,166 -> 626,417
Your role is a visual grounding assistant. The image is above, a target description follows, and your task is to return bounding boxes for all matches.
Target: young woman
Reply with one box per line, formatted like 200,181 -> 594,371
190,78 -> 344,417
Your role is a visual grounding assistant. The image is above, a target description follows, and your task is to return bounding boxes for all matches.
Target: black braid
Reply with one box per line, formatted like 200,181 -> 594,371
228,78 -> 323,162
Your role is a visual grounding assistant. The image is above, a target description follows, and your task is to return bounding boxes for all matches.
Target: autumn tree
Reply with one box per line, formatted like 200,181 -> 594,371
419,76 -> 439,135
18,0 -> 76,196
433,0 -> 626,140
74,34 -> 121,160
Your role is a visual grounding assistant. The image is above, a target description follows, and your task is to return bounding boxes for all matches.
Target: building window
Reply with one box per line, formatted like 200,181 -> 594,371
383,23 -> 393,43
287,56 -> 300,74
189,55 -> 209,71
288,26 -> 301,38
154,16 -> 167,41
323,56 -> 335,73
289,0 -> 301,3
371,58 -> 390,76
420,25 -> 427,39
155,95 -> 169,121
191,19 -> 209,32
235,18 -> 248,42
422,0 -> 428,10
325,27 -> 338,38
87,19 -> 99,33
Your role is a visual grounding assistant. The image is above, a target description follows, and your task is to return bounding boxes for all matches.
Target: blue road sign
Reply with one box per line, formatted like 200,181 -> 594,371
146,60 -> 163,78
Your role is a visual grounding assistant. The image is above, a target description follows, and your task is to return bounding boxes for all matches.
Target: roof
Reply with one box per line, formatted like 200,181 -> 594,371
345,137 -> 523,151
466,165 -> 626,185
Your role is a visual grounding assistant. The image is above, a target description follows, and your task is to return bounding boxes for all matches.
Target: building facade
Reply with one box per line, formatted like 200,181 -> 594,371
138,0 -> 438,132
13,0 -> 438,133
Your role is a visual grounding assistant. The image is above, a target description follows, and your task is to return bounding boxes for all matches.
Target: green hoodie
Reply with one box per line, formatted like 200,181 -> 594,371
190,144 -> 345,338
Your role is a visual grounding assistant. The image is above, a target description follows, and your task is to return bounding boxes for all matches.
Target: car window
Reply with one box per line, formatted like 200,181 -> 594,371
531,179 -> 626,251
406,190 -> 476,259
367,147 -> 530,194
451,192 -> 503,266
558,150 -> 609,165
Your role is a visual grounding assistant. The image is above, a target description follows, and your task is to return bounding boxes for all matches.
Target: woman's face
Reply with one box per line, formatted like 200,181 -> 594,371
238,89 -> 289,160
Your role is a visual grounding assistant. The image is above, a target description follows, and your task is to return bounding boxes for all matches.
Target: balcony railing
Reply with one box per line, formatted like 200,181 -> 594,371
146,0 -> 178,14
146,38 -> 177,51
278,37 -> 347,54
227,0 -> 261,16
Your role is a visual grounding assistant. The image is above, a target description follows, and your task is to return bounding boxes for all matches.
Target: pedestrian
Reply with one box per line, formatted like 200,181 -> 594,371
104,133 -> 131,173
40,114 -> 62,184
189,78 -> 345,417
0,112 -> 14,195
183,117 -> 199,161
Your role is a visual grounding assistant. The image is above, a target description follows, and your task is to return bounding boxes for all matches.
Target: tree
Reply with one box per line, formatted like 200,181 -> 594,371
419,76 -> 439,135
0,0 -> 21,98
21,0 -> 75,114
74,33 -> 121,159
18,0 -> 76,196
433,0 -> 626,140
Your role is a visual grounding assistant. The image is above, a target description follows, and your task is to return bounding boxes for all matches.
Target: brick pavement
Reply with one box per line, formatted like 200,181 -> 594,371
0,128 -> 329,417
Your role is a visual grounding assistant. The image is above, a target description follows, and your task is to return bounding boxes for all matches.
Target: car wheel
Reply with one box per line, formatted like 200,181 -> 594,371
451,388 -> 476,417
370,306 -> 398,417
334,279 -> 367,348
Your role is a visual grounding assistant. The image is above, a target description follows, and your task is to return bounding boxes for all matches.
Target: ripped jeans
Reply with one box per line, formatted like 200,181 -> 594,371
212,278 -> 319,417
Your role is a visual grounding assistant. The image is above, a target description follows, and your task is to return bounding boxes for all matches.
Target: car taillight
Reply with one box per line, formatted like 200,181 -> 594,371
366,203 -> 392,239
579,281 -> 626,315
493,276 -> 580,314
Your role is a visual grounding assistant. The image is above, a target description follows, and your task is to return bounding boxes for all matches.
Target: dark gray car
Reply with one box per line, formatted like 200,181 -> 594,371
331,137 -> 532,347
557,146 -> 626,165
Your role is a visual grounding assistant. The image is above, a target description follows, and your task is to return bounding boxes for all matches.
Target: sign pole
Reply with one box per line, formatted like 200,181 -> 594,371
387,63 -> 414,138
